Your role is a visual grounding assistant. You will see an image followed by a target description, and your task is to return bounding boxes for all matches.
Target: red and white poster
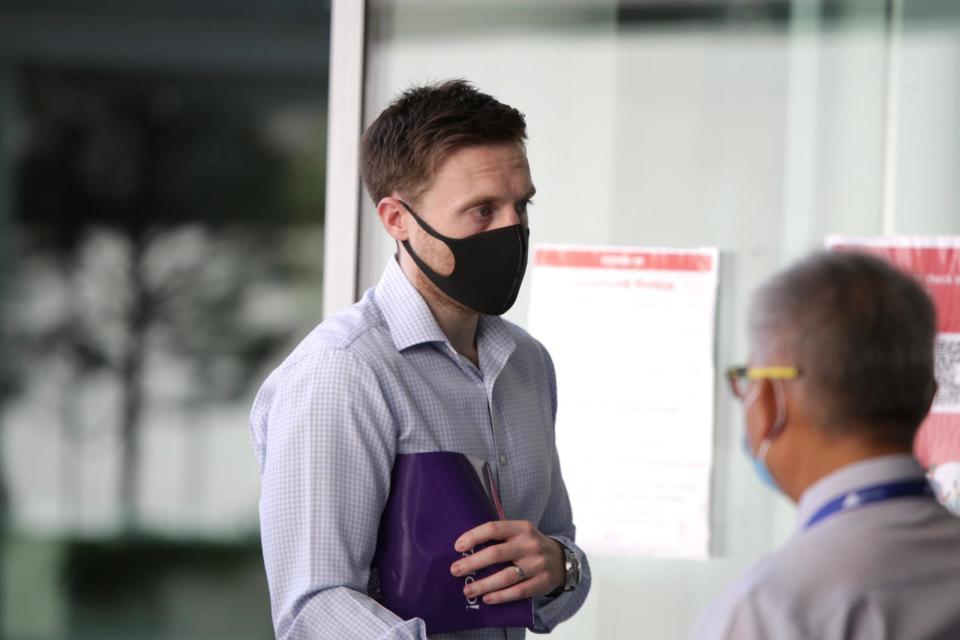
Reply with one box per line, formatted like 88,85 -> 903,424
528,245 -> 719,558
827,236 -> 960,513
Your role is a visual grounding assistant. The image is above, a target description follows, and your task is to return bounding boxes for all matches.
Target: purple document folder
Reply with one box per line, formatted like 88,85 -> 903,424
372,451 -> 534,634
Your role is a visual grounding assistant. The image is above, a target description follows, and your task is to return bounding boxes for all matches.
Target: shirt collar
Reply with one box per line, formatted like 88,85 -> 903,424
375,256 -> 449,352
476,314 -> 517,386
796,453 -> 926,530
374,257 -> 518,380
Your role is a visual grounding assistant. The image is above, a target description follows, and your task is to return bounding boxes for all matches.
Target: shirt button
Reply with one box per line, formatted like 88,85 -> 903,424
499,454 -> 508,465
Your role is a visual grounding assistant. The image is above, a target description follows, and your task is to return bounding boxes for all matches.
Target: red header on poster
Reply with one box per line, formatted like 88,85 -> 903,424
535,248 -> 713,272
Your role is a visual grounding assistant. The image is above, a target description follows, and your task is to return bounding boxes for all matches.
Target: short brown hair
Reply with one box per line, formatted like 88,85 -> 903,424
750,250 -> 937,447
359,79 -> 527,204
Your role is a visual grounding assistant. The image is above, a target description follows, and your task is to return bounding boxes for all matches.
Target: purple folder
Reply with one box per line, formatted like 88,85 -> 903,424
372,451 -> 534,634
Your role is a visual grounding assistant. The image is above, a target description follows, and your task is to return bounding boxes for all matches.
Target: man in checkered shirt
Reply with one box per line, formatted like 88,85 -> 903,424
251,80 -> 590,639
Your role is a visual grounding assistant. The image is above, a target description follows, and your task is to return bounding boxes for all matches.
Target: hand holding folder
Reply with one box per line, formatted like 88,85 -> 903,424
372,452 -> 534,634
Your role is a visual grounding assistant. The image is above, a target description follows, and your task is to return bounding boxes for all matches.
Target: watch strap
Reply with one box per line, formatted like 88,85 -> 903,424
546,540 -> 580,598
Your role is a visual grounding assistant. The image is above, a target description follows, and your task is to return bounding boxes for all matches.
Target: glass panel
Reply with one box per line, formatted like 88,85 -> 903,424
361,1 -> 960,637
893,0 -> 960,235
0,3 -> 329,638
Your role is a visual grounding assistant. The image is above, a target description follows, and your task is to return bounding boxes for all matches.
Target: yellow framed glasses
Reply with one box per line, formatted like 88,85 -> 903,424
725,365 -> 801,400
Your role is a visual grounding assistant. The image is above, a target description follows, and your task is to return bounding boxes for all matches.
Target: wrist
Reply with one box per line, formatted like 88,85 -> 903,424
546,538 -> 581,598
549,538 -> 566,590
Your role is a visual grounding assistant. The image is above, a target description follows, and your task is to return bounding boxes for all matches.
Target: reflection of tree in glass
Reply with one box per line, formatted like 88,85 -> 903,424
13,68 -> 324,531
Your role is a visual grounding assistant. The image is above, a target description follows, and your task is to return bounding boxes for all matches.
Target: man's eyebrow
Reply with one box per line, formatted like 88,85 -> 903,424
454,188 -> 536,211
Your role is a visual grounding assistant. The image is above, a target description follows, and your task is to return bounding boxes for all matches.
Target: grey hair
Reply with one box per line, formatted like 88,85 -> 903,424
748,250 -> 937,446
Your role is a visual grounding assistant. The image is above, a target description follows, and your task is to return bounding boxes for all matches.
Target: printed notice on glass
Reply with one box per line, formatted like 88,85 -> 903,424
827,236 -> 960,471
528,245 -> 719,559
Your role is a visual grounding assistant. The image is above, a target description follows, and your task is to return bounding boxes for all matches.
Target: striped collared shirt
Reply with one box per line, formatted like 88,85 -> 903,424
251,257 -> 590,639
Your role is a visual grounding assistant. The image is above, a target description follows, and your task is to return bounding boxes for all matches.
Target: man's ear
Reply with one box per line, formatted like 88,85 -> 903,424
377,196 -> 409,242
747,379 -> 780,448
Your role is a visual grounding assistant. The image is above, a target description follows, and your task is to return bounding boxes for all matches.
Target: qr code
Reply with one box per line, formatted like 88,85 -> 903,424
934,334 -> 960,413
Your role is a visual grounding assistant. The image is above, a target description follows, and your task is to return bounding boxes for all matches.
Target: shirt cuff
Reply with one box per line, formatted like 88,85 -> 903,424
530,535 -> 591,633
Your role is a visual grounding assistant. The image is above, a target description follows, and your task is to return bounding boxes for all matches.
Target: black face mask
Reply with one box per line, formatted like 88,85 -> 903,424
399,201 -> 529,316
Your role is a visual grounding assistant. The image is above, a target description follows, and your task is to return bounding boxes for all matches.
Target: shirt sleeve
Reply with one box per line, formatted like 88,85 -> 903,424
529,346 -> 592,634
251,347 -> 427,640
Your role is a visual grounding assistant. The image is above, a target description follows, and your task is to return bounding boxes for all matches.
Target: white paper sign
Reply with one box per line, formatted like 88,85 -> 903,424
529,245 -> 719,559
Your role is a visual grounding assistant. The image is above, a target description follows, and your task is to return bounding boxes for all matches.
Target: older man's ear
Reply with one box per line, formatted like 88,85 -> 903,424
744,379 -> 784,451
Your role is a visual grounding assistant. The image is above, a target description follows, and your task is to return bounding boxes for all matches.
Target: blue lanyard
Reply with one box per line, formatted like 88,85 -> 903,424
804,478 -> 933,530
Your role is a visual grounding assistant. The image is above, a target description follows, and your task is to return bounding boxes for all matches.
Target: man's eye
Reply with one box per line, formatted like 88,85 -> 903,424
516,199 -> 534,215
474,206 -> 494,218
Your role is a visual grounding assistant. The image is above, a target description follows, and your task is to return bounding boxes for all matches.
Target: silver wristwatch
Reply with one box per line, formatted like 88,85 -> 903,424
548,541 -> 582,597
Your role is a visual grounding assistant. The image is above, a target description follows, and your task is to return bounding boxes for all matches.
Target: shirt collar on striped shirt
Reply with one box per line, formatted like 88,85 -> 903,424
376,257 -> 518,381
376,256 -> 449,352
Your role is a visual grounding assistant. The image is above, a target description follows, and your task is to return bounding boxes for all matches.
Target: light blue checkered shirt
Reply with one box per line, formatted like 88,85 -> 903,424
251,257 -> 591,639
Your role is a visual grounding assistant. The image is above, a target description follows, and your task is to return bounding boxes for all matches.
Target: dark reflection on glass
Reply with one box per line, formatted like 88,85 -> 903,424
0,4 -> 328,637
